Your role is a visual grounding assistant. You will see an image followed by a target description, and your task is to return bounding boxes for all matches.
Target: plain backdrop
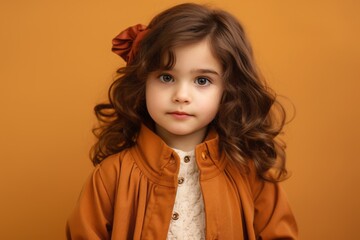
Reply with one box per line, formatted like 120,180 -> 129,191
1,0 -> 359,239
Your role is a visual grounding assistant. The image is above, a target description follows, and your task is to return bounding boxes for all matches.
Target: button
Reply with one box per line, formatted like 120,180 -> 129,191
201,151 -> 207,160
178,177 -> 184,184
184,156 -> 190,163
172,212 -> 179,220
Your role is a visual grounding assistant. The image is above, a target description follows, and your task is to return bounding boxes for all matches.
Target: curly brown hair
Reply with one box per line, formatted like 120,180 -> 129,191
91,3 -> 289,181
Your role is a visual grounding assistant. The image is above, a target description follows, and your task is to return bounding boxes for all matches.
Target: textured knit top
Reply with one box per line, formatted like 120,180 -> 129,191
167,149 -> 205,239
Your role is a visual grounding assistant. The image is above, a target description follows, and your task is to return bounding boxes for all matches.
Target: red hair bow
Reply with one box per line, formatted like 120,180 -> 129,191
112,24 -> 148,64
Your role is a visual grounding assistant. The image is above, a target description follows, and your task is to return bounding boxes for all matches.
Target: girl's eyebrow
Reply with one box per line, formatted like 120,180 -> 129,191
160,68 -> 221,76
191,69 -> 221,76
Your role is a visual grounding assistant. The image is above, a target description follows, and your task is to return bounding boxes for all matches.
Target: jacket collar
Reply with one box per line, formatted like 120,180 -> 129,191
130,124 -> 227,187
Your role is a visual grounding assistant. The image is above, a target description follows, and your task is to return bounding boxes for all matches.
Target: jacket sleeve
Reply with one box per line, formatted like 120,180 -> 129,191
66,160 -> 117,240
249,168 -> 298,239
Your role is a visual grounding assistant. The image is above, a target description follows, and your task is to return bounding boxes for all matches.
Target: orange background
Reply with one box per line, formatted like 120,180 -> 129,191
1,0 -> 359,239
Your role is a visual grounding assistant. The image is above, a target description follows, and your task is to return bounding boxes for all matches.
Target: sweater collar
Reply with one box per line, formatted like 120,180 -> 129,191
130,124 -> 227,187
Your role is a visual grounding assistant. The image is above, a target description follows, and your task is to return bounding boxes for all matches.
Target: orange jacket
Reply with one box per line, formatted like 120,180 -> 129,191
66,125 -> 298,239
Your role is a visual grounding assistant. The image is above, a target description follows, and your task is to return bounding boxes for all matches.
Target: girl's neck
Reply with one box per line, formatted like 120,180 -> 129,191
155,125 -> 207,152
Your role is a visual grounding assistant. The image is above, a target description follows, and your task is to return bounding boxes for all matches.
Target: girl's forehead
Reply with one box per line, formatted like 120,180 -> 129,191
152,41 -> 222,78
158,39 -> 221,66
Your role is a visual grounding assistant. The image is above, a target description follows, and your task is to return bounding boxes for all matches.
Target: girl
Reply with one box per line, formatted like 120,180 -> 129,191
67,3 -> 298,239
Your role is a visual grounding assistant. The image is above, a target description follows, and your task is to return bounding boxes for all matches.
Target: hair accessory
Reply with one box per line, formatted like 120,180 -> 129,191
112,24 -> 148,64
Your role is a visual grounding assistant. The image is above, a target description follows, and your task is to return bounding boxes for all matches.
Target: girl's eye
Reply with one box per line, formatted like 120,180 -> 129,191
159,74 -> 174,83
195,77 -> 211,86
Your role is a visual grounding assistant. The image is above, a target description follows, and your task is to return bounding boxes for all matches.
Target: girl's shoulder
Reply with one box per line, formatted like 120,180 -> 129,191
226,160 -> 272,199
93,148 -> 136,182
89,148 -> 138,197
97,148 -> 134,172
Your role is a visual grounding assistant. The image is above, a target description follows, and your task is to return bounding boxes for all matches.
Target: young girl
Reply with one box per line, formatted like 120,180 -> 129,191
67,3 -> 298,239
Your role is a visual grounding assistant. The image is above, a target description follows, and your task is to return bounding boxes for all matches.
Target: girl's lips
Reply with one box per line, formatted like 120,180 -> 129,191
168,111 -> 193,119
169,111 -> 190,115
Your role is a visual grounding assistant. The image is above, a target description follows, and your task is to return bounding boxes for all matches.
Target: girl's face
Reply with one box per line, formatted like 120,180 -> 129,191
145,39 -> 224,150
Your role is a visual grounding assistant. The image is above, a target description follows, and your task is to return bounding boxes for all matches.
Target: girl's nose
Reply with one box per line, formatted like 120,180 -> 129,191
172,83 -> 191,104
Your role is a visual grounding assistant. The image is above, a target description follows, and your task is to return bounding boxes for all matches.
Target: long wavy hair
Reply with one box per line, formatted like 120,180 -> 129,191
92,3 -> 290,181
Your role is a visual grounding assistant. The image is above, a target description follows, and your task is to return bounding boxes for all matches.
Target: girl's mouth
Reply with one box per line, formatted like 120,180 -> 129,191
168,111 -> 193,119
